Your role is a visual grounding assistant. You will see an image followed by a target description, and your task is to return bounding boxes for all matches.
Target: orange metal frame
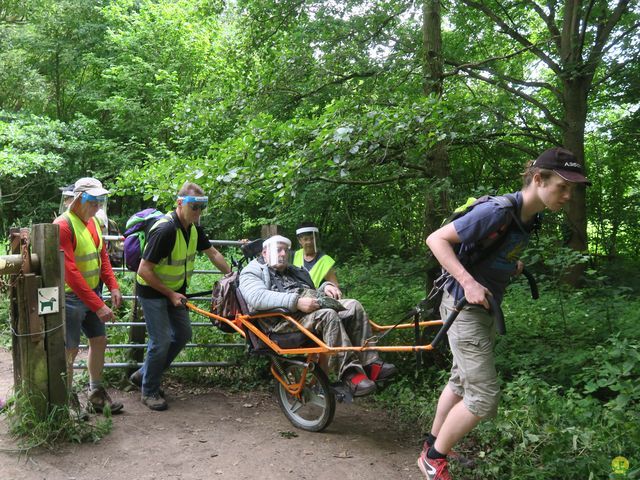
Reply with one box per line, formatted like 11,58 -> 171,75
185,302 -> 444,356
185,302 -> 444,397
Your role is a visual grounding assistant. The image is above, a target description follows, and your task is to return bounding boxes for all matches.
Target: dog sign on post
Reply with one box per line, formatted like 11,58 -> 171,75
38,287 -> 59,315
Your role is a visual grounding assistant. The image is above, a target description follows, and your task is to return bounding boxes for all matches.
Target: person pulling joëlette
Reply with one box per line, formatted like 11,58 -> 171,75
417,147 -> 591,480
131,181 -> 231,411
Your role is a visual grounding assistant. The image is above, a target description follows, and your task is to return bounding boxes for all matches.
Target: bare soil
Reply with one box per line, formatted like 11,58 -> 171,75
0,348 -> 424,480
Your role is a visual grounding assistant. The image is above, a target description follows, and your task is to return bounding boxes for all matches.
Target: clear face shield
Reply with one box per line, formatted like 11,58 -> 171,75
78,191 -> 108,212
95,208 -> 109,236
296,226 -> 319,254
178,195 -> 209,224
59,191 -> 75,214
71,192 -> 109,229
263,236 -> 292,268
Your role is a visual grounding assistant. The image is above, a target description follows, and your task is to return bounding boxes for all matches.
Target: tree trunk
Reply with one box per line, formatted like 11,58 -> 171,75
422,0 -> 450,300
560,63 -> 592,283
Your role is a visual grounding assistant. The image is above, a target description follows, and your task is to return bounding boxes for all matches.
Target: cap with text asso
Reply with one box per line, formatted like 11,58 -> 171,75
533,147 -> 591,185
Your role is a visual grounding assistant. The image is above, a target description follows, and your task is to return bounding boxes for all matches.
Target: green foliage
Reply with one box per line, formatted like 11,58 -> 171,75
0,110 -> 66,178
5,389 -> 112,449
471,374 -> 638,480
337,256 -> 427,321
575,335 -> 640,411
0,295 -> 10,349
0,0 -> 638,261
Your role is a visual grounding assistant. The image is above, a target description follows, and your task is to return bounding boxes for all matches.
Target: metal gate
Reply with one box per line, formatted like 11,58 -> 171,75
75,238 -> 245,371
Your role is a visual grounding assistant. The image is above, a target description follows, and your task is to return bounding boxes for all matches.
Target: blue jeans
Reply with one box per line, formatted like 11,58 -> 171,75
138,297 -> 192,395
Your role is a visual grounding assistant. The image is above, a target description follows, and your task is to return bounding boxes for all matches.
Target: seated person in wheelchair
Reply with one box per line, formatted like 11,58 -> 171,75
238,235 -> 397,397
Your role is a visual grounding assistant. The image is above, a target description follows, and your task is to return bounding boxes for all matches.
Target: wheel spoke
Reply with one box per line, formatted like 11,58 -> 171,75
289,399 -> 304,413
309,393 -> 326,408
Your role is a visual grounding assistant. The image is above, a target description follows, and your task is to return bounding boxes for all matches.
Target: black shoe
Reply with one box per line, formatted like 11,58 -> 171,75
130,370 -> 164,398
365,361 -> 398,382
142,392 -> 168,411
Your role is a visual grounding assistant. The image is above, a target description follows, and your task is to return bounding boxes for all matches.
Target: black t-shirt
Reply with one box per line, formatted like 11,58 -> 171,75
302,252 -> 324,272
136,211 -> 211,298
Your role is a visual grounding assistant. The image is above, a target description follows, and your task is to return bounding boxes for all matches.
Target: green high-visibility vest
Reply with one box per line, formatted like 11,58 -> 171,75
292,249 -> 335,288
63,211 -> 103,292
136,215 -> 198,291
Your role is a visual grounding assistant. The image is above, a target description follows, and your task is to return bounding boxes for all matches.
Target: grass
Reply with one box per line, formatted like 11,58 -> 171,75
2,389 -> 112,451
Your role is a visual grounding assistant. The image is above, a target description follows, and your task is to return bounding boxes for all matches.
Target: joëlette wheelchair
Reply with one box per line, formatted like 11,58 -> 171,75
183,239 -> 520,432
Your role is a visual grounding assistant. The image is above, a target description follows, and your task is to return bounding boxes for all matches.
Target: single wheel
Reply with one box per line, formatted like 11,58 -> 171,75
274,361 -> 336,432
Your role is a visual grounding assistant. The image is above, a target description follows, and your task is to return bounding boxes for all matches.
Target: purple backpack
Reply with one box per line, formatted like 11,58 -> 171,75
123,208 -> 165,272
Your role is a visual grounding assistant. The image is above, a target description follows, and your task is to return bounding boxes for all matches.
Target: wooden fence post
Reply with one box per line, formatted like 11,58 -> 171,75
31,224 -> 67,406
7,224 -> 67,416
261,224 -> 279,238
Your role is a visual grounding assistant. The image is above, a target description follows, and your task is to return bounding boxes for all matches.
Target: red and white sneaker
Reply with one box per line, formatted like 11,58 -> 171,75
364,361 -> 398,382
343,371 -> 377,397
417,450 -> 452,480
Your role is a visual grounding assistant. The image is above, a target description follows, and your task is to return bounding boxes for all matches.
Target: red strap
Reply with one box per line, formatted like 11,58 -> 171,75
349,372 -> 369,385
368,363 -> 383,381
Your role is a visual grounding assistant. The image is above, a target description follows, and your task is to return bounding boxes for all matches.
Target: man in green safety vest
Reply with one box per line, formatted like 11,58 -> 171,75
131,181 -> 231,411
54,177 -> 124,416
292,222 -> 342,297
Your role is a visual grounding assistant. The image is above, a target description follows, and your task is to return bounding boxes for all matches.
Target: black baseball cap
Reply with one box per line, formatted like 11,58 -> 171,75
532,147 -> 591,185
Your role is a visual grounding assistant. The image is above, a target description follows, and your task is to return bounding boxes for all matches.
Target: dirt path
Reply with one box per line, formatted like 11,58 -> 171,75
0,348 -> 424,480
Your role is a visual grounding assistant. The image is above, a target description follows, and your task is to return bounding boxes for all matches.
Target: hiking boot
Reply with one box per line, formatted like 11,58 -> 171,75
417,450 -> 451,480
364,361 -> 398,382
129,370 -> 164,398
69,392 -> 90,421
343,371 -> 376,397
87,387 -> 124,414
142,392 -> 168,411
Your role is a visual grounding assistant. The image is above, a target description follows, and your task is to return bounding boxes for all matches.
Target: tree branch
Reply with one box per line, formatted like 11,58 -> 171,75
587,0 -> 631,66
317,173 -> 420,186
457,67 -> 565,129
461,0 -> 562,76
523,0 -> 562,50
445,56 -> 562,99
291,70 -> 379,103
591,56 -> 637,89
443,42 -> 545,77
578,0 -> 597,56
600,20 -> 640,58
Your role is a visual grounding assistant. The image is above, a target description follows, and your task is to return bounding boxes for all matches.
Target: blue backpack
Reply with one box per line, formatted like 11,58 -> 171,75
122,208 -> 165,272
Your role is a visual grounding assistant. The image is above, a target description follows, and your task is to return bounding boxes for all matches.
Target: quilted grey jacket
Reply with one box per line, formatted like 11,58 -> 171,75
238,259 -> 331,313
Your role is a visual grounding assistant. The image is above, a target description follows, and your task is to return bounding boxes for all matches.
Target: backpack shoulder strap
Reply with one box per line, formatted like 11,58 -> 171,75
490,193 -> 527,235
459,194 -> 522,267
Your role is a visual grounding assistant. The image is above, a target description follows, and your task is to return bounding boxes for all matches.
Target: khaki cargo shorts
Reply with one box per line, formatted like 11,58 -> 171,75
440,290 -> 501,418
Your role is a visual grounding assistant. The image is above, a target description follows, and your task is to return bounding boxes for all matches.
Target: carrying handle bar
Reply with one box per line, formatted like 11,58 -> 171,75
521,268 -> 539,300
430,295 -> 505,348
